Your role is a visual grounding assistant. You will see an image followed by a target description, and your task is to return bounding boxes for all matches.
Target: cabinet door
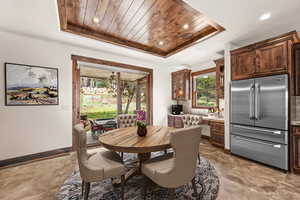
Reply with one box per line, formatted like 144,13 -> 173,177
210,122 -> 224,148
256,41 -> 288,74
294,136 -> 300,170
294,43 -> 300,96
168,115 -> 174,127
174,116 -> 183,128
231,50 -> 256,80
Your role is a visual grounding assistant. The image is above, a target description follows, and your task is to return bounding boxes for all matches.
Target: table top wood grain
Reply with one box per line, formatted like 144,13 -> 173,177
99,126 -> 172,153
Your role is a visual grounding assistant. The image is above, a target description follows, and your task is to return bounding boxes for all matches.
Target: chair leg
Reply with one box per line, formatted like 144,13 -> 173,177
198,153 -> 201,165
191,177 -> 198,197
168,188 -> 175,200
164,149 -> 168,154
143,177 -> 149,200
121,175 -> 125,200
81,180 -> 85,197
84,182 -> 90,200
121,152 -> 124,160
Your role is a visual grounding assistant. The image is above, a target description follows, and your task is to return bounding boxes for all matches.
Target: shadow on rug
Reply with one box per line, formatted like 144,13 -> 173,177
56,152 -> 219,200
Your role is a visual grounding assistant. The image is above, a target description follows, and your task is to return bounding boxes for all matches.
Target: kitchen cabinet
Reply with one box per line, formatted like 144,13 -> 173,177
231,31 -> 299,81
293,126 -> 300,173
168,115 -> 184,128
171,69 -> 191,101
293,43 -> 300,96
231,49 -> 256,80
210,121 -> 224,148
256,41 -> 288,74
215,58 -> 225,99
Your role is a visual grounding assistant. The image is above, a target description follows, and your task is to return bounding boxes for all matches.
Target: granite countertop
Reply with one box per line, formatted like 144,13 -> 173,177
291,121 -> 300,126
202,116 -> 224,123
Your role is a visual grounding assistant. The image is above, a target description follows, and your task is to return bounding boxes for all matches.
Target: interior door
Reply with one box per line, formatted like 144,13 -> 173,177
254,74 -> 288,130
231,79 -> 255,126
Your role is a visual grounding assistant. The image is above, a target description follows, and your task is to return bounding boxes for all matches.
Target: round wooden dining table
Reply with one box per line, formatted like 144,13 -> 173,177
98,126 -> 172,182
99,126 -> 172,160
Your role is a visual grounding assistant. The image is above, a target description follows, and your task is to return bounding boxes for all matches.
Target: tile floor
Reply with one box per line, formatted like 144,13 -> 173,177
1,140 -> 300,200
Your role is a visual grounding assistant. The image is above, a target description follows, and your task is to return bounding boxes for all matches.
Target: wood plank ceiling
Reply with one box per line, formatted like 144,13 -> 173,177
58,0 -> 225,57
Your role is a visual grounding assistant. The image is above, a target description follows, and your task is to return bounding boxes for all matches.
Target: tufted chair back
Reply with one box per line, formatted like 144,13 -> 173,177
181,114 -> 202,128
117,114 -> 137,128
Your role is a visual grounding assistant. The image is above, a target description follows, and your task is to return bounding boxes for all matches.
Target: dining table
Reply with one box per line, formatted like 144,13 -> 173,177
98,126 -> 173,183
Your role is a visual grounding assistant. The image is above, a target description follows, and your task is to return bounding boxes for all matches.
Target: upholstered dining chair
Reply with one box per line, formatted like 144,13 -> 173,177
74,124 -> 127,200
181,114 -> 202,164
141,126 -> 202,199
117,114 -> 137,128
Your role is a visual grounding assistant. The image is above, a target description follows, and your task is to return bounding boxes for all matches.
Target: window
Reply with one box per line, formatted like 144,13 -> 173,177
192,68 -> 217,108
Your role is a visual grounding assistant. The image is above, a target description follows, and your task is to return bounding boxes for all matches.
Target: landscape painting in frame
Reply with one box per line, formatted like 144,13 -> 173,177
5,63 -> 58,105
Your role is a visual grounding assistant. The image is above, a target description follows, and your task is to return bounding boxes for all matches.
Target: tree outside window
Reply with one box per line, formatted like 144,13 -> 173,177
192,68 -> 217,108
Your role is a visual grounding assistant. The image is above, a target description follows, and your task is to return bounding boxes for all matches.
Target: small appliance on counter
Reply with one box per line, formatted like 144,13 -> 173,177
171,104 -> 183,115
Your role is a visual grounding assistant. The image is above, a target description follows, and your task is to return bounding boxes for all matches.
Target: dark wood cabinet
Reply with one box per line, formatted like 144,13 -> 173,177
210,121 -> 224,148
215,58 -> 225,99
168,115 -> 183,128
256,41 -> 288,74
293,126 -> 300,173
171,69 -> 191,101
231,31 -> 299,81
293,43 -> 300,96
231,49 -> 256,80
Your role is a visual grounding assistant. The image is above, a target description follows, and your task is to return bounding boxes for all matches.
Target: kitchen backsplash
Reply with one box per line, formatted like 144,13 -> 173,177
172,98 -> 225,117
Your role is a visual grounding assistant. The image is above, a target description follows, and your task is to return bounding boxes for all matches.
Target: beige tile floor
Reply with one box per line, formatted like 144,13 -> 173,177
1,140 -> 300,200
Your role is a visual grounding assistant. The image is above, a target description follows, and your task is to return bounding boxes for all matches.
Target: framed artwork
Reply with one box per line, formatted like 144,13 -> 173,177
5,63 -> 59,106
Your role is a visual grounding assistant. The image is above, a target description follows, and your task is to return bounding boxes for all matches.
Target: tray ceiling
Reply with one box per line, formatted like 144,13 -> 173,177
57,0 -> 225,57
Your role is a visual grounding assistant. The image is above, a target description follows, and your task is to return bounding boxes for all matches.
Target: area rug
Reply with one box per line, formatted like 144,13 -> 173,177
56,152 -> 219,200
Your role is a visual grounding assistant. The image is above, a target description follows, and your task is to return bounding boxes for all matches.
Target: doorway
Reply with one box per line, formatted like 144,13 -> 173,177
72,55 -> 153,147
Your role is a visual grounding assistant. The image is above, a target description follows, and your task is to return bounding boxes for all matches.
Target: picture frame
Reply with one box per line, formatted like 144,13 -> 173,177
4,63 -> 59,106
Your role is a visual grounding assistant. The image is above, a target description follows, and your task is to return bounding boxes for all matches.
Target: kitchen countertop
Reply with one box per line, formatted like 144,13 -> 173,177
167,113 -> 224,123
291,121 -> 300,126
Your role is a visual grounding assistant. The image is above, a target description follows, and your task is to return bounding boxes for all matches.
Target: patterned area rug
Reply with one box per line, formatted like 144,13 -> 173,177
56,152 -> 219,200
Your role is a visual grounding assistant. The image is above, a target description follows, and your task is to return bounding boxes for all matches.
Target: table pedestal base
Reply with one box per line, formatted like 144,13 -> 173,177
112,152 -> 152,186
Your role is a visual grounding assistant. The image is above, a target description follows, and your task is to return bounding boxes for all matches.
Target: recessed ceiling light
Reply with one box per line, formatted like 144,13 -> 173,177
259,13 -> 271,21
158,41 -> 164,45
93,16 -> 100,24
183,24 -> 189,29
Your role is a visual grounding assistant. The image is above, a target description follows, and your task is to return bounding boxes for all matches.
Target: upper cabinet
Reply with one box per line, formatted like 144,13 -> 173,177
171,69 -> 191,101
293,43 -> 300,96
256,41 -> 288,74
215,58 -> 225,99
231,48 -> 256,80
231,31 -> 299,81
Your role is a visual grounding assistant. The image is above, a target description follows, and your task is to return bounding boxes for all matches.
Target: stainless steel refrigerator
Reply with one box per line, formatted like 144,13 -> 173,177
230,74 -> 289,170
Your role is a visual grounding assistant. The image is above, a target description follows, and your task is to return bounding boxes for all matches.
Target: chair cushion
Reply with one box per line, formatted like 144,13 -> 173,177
84,148 -> 126,181
142,153 -> 174,183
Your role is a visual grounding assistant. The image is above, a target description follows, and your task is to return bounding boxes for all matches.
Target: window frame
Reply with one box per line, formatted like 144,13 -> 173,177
191,67 -> 217,109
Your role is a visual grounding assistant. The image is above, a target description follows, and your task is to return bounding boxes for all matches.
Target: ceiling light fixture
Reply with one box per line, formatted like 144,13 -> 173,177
259,13 -> 271,21
93,16 -> 100,24
183,24 -> 189,29
158,41 -> 164,46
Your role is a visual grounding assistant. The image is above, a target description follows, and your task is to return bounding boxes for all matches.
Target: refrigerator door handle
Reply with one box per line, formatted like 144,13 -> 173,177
255,83 -> 261,120
249,83 -> 255,119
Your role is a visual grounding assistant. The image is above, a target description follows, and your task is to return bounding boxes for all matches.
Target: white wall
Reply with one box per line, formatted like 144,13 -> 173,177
0,30 -> 172,160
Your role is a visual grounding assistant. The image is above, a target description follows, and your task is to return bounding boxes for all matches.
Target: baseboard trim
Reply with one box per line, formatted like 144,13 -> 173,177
201,135 -> 210,140
0,147 -> 72,168
223,148 -> 231,154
